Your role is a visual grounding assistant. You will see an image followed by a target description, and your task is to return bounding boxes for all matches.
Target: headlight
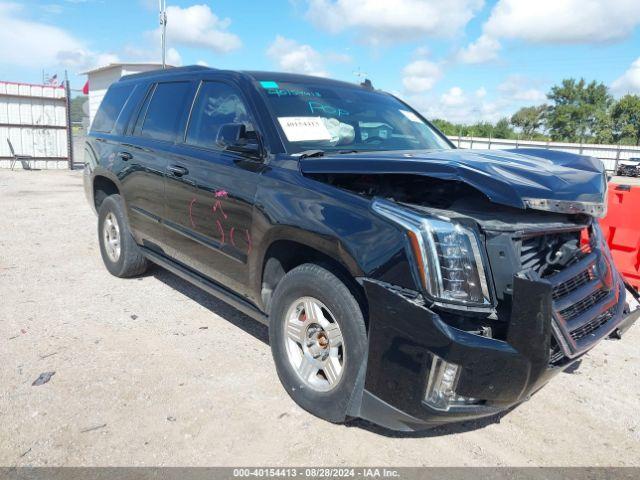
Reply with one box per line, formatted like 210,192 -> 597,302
372,199 -> 491,307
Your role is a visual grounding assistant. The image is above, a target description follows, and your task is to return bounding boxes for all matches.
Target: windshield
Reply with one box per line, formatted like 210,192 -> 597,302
256,79 -> 452,154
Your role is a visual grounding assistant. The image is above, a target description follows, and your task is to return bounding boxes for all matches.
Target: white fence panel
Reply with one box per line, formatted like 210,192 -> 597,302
0,81 -> 69,169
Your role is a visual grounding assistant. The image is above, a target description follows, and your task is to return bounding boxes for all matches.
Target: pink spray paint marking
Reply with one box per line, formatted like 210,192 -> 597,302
188,198 -> 198,228
214,190 -> 228,198
216,219 -> 225,244
212,200 -> 228,220
229,227 -> 236,247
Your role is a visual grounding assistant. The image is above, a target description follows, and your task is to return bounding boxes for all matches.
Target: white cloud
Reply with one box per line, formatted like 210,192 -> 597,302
402,59 -> 442,93
611,57 -> 640,95
404,79 -> 544,125
196,60 -> 209,67
266,36 -> 329,76
457,34 -> 500,64
0,2 -> 127,72
419,88 -> 504,124
56,49 -> 120,70
497,75 -> 546,102
166,48 -> 182,66
305,0 -> 484,45
156,4 -> 241,53
484,0 -> 640,44
120,45 -> 183,67
441,87 -> 466,107
459,0 -> 640,64
0,2 -> 84,68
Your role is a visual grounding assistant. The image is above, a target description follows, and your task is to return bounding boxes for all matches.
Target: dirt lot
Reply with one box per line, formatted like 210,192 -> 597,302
1,170 -> 639,467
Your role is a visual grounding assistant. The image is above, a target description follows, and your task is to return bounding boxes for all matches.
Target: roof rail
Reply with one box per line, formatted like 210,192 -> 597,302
120,65 -> 213,81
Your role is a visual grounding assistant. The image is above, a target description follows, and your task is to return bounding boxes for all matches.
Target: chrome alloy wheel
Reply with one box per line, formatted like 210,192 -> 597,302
284,297 -> 345,392
102,212 -> 121,263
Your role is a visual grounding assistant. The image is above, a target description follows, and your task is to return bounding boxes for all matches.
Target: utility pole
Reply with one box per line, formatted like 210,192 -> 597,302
159,0 -> 167,69
64,70 -> 74,170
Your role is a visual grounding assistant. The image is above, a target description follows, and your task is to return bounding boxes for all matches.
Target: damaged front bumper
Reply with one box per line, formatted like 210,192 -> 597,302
351,276 -> 639,432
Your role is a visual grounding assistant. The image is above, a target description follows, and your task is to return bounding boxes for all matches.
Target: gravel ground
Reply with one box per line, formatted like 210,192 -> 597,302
0,170 -> 639,467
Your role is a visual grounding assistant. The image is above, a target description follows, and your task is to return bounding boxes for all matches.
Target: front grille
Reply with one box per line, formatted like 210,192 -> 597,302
552,268 -> 594,300
570,306 -> 616,341
518,226 -> 620,360
557,289 -> 608,321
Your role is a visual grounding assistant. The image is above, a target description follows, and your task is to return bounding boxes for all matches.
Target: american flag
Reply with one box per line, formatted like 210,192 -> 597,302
46,74 -> 58,86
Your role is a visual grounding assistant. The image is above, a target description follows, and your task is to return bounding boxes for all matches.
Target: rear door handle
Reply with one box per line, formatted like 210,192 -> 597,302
167,164 -> 189,177
118,151 -> 132,161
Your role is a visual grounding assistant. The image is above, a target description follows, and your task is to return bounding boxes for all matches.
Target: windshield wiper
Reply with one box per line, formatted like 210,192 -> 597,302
294,149 -> 325,159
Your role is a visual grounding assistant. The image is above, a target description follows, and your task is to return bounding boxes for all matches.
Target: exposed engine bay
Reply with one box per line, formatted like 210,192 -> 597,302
309,172 -> 596,341
309,172 -> 591,232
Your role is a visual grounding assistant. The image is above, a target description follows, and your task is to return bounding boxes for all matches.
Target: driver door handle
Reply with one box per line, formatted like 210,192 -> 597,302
167,164 -> 189,177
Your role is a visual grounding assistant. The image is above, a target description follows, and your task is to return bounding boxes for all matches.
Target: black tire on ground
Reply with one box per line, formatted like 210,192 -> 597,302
97,194 -> 149,278
268,263 -> 367,423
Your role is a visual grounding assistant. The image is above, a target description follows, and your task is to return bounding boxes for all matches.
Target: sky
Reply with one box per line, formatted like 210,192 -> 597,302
1,0 -> 640,124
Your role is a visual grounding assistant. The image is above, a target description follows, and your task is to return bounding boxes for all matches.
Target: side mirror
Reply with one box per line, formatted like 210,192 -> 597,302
216,123 -> 261,157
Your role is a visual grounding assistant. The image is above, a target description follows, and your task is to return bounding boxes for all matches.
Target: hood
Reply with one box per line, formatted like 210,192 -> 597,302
299,148 -> 606,211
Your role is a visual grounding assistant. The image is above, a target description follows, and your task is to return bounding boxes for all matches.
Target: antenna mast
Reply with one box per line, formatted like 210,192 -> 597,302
159,0 -> 167,69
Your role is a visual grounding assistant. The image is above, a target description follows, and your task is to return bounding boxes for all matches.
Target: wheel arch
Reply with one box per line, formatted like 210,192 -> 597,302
257,234 -> 368,323
93,174 -> 120,209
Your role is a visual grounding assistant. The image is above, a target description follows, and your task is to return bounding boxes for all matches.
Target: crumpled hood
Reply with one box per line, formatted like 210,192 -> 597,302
299,148 -> 606,211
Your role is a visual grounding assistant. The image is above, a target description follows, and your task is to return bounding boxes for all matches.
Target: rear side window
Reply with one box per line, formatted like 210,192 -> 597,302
140,82 -> 191,142
92,83 -> 134,133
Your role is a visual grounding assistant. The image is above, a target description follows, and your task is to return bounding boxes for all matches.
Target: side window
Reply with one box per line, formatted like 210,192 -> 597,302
186,82 -> 256,149
139,81 -> 191,142
131,84 -> 155,137
92,83 -> 135,133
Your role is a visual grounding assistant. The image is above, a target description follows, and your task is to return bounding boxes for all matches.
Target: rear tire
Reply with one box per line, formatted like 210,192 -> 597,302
98,194 -> 149,278
269,263 -> 367,423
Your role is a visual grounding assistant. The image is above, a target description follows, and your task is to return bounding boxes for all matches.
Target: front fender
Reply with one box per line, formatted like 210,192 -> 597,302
251,167 -> 418,302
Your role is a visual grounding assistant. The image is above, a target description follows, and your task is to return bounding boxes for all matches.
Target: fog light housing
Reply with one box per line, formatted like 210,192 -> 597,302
424,354 -> 479,411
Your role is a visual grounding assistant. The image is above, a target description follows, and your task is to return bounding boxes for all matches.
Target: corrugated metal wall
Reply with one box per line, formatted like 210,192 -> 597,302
0,81 -> 69,169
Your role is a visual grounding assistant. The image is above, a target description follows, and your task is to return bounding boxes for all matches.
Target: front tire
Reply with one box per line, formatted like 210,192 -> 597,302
98,194 -> 149,278
269,263 -> 367,423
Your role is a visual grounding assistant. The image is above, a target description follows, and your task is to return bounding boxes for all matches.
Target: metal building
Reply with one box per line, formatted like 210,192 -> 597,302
82,63 -> 168,126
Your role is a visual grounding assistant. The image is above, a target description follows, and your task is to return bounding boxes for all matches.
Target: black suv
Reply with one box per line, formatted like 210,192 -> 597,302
617,158 -> 640,177
84,66 -> 638,431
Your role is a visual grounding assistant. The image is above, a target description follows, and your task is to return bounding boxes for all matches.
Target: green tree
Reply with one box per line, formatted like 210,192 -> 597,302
611,95 -> 640,145
469,121 -> 494,138
70,95 -> 88,123
510,105 -> 546,138
431,118 -> 458,136
493,117 -> 514,139
545,78 -> 613,142
592,109 -> 614,144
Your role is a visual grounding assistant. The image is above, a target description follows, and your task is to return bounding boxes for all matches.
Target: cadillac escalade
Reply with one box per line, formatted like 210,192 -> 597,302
83,66 -> 639,431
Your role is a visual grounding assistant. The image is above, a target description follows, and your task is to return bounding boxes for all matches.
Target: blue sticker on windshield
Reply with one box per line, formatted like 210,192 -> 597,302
260,81 -> 279,89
